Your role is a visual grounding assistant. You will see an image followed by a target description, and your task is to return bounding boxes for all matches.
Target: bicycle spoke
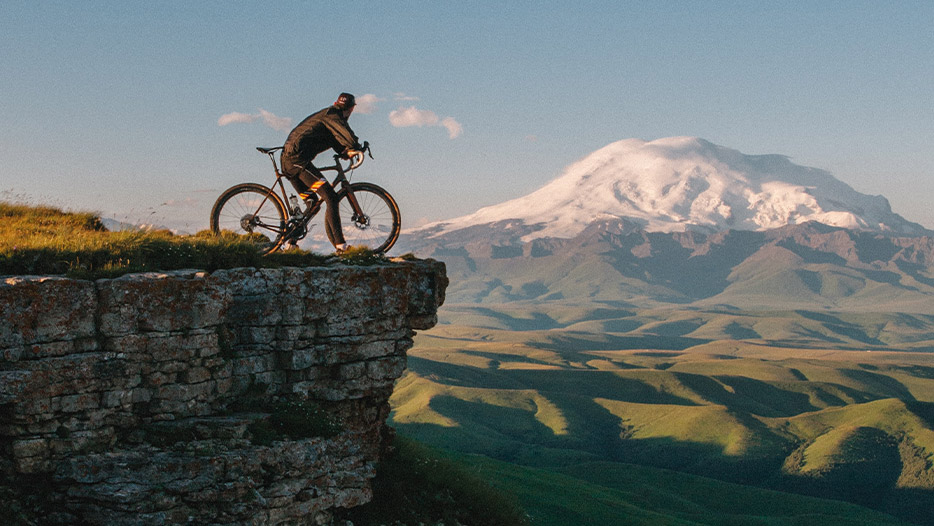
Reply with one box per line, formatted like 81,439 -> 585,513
336,184 -> 400,253
210,184 -> 287,254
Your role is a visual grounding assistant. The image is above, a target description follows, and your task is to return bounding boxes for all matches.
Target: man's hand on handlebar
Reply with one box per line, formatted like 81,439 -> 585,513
342,142 -> 371,169
344,142 -> 372,159
345,148 -> 366,170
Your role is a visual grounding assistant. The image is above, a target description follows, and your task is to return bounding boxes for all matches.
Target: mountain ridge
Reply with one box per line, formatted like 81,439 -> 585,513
401,219 -> 934,312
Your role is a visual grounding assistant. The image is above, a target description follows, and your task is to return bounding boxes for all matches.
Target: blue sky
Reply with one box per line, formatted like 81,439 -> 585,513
1,1 -> 932,232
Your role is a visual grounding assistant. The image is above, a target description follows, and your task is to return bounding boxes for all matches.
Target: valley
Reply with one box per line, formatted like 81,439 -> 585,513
392,303 -> 934,523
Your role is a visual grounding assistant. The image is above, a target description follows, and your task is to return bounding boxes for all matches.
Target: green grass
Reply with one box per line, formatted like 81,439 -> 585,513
0,201 -> 397,278
394,308 -> 934,524
336,436 -> 530,526
398,447 -> 904,526
342,432 -> 901,525
550,460 -> 904,525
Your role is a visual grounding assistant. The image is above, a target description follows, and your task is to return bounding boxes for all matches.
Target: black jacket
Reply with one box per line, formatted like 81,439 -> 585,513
281,106 -> 361,170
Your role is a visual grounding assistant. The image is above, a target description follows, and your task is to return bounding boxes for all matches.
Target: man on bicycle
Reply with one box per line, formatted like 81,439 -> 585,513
281,92 -> 363,253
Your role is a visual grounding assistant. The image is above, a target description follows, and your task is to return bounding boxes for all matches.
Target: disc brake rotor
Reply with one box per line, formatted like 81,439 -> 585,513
352,214 -> 370,229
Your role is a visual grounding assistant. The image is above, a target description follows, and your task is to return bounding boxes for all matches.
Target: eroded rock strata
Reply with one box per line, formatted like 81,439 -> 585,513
0,260 -> 447,525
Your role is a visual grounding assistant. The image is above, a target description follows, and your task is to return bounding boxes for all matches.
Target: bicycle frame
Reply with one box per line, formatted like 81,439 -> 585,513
256,147 -> 364,219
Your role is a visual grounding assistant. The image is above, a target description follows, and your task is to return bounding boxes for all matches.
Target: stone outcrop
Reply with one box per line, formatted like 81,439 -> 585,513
0,260 -> 447,525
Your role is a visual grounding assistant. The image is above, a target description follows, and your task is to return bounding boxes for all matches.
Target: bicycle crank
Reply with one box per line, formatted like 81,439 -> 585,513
283,218 -> 308,242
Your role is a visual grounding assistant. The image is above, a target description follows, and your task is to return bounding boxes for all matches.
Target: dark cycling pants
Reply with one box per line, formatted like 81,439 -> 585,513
281,158 -> 345,246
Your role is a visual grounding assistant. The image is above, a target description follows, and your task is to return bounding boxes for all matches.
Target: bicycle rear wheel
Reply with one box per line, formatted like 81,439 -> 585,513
210,183 -> 288,255
328,182 -> 401,253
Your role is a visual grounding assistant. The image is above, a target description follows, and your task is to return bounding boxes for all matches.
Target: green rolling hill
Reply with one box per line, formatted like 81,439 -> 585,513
392,307 -> 934,524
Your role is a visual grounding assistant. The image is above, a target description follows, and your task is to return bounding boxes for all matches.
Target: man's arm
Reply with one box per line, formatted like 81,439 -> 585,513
323,112 -> 362,157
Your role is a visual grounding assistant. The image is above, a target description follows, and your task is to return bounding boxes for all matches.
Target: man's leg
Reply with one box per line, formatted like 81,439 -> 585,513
297,165 -> 346,248
281,158 -> 312,203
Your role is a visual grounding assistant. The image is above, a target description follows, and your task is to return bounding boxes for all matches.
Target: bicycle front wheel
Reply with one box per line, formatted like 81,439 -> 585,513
210,183 -> 288,255
329,182 -> 401,253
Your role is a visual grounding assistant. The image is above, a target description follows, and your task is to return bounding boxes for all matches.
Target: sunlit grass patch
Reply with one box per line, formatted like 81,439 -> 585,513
392,371 -> 570,436
334,244 -> 389,265
0,202 -> 340,278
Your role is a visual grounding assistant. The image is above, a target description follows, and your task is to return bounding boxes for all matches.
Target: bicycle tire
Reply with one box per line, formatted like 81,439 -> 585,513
210,183 -> 288,255
326,182 -> 401,254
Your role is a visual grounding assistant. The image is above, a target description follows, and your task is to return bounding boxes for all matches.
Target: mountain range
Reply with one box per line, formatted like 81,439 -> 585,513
399,137 -> 934,312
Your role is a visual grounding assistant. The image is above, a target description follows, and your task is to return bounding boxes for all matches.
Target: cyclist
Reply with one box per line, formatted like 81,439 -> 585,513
281,92 -> 363,252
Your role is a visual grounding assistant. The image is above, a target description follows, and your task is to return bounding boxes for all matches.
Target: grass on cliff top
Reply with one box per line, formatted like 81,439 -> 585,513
0,202 -> 392,278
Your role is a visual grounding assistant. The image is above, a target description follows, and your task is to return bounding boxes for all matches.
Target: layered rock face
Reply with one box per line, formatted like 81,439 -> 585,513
0,260 -> 447,525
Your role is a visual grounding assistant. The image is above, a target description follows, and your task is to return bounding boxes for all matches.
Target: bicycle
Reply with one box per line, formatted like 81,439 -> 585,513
210,141 -> 401,255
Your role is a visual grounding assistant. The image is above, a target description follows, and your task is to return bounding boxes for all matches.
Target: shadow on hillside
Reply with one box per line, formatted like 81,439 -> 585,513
896,365 -> 934,381
531,333 -> 710,352
678,373 -> 820,417
721,321 -> 762,339
407,355 -> 922,422
895,259 -> 934,288
906,401 -> 934,428
796,311 -> 887,345
459,350 -> 562,370
396,412 -> 934,525
458,306 -> 562,331
776,240 -> 848,265
407,357 -> 700,406
406,357 -> 529,390
839,368 -> 916,401
602,230 -> 764,300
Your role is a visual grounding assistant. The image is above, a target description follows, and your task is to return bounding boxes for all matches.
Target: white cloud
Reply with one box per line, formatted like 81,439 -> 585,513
218,109 -> 291,131
389,106 -> 440,128
388,106 -> 463,139
218,112 -> 258,126
259,109 -> 292,131
441,117 -> 463,139
355,93 -> 383,114
393,92 -> 420,101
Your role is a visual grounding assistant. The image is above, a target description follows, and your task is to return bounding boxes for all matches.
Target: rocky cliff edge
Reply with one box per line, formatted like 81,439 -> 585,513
0,259 -> 447,525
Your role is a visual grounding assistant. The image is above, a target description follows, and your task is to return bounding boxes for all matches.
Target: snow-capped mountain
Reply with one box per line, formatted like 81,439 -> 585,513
418,137 -> 926,241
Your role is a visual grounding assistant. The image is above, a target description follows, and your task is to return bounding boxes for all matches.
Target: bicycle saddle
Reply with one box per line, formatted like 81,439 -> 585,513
256,146 -> 283,153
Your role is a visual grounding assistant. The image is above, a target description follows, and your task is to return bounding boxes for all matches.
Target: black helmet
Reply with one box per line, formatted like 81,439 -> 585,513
335,92 -> 356,110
